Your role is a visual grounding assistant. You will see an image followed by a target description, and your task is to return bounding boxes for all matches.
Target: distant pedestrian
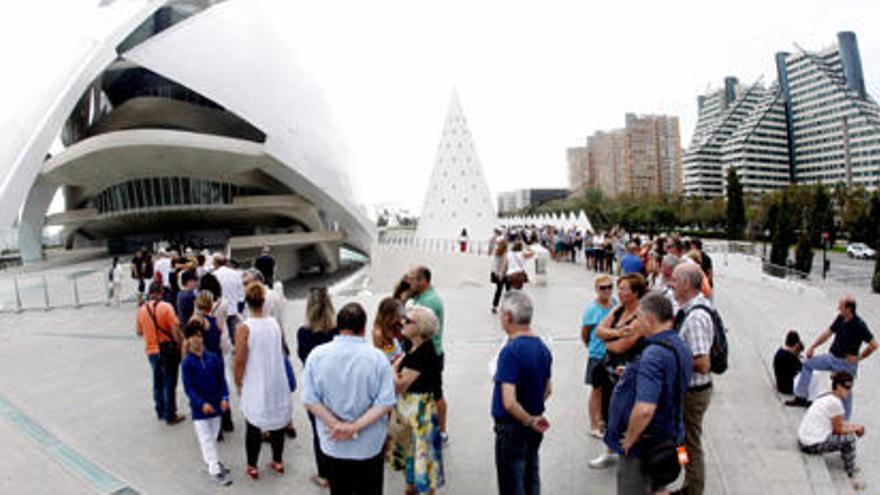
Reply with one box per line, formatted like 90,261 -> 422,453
490,239 -> 509,314
234,282 -> 292,480
692,239 -> 713,287
108,256 -> 125,306
786,296 -> 878,418
390,306 -> 445,494
296,286 -> 338,489
620,242 -> 645,276
213,254 -> 245,343
181,320 -> 232,486
136,281 -> 185,425
302,303 -> 396,495
798,372 -> 866,491
606,291 -> 692,494
407,266 -> 449,444
671,263 -> 714,495
131,249 -> 151,306
176,270 -> 199,323
492,290 -> 552,495
506,241 -> 532,290
254,246 -> 276,286
773,330 -> 804,395
580,274 -> 617,438
459,228 -> 469,252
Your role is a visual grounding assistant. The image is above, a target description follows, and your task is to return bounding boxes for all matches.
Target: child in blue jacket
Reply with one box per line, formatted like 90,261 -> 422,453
182,319 -> 232,486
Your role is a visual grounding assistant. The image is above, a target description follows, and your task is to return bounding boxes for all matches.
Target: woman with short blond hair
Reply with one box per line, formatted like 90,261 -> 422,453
390,305 -> 445,494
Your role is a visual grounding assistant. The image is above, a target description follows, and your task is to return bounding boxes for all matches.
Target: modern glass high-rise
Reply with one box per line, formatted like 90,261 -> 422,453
684,31 -> 880,197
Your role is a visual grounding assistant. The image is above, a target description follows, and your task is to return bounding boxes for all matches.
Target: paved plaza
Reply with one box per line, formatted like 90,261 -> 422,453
0,245 -> 878,494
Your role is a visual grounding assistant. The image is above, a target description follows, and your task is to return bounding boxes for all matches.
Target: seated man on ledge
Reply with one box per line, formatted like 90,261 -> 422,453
786,296 -> 877,418
797,372 -> 866,491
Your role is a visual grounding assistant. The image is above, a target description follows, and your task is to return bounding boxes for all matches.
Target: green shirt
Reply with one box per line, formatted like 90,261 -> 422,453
412,287 -> 445,355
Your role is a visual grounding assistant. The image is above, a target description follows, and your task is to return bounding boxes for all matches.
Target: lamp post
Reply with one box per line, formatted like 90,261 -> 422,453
763,229 -> 769,260
822,231 -> 830,280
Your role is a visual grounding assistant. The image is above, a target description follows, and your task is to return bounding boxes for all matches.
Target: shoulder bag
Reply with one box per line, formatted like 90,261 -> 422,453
147,302 -> 180,365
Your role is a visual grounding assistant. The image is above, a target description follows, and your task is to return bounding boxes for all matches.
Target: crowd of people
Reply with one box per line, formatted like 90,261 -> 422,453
125,223 -> 877,493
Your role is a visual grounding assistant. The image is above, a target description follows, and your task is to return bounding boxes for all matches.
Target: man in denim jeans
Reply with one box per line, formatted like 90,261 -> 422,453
492,291 -> 552,495
786,296 -> 878,418
136,281 -> 185,425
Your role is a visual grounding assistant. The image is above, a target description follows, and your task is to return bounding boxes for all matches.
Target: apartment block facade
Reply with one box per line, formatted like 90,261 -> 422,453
570,115 -> 681,198
684,31 -> 880,197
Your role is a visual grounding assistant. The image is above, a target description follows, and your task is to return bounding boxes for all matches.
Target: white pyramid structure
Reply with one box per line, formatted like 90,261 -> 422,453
415,93 -> 496,240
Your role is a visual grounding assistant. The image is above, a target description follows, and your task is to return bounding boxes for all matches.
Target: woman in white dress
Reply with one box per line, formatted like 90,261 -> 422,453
234,282 -> 292,480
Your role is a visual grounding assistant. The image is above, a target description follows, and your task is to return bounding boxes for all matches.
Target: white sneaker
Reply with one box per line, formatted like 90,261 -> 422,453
588,452 -> 618,469
589,428 -> 604,439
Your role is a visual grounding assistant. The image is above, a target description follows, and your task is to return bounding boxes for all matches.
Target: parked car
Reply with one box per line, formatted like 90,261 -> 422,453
846,242 -> 877,259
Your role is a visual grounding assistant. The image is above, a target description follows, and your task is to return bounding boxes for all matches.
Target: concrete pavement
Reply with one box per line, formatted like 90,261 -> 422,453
0,245 -> 877,493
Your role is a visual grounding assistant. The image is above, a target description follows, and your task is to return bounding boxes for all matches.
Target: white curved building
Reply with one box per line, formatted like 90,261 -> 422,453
1,0 -> 373,278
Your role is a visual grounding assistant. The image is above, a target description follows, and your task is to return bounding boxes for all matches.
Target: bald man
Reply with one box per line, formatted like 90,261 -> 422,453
671,263 -> 714,495
786,296 -> 878,420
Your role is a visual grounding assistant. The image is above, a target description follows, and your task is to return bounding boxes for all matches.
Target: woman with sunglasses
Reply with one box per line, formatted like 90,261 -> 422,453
390,306 -> 445,495
373,297 -> 405,362
580,274 -> 617,439
588,272 -> 648,469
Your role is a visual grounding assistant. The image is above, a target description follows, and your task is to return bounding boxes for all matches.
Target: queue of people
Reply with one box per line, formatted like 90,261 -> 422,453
124,226 -> 878,493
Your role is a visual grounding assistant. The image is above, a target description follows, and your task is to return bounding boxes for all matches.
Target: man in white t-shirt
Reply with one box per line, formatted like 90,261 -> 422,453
798,372 -> 866,490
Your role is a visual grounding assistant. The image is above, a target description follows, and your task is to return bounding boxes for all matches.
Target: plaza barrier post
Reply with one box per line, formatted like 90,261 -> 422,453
13,276 -> 22,313
73,277 -> 81,309
42,275 -> 50,311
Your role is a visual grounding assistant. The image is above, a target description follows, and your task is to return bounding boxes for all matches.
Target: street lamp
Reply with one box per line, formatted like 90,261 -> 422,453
822,231 -> 830,280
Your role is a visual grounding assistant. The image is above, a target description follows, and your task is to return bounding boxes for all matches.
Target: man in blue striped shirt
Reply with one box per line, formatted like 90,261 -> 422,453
302,302 -> 396,495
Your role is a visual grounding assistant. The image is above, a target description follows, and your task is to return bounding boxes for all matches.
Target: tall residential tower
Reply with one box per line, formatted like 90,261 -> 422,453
684,31 -> 880,196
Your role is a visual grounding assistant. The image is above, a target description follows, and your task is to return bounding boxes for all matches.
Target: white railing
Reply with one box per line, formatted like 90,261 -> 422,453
0,268 -> 141,314
378,231 -> 492,255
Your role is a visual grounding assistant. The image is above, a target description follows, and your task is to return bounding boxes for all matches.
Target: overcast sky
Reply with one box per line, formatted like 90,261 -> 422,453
5,0 -> 880,214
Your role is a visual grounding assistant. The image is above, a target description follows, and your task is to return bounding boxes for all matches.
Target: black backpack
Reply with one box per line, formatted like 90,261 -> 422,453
675,304 -> 728,375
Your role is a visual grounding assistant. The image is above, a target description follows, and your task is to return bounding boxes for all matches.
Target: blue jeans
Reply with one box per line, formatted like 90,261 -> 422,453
147,354 -> 179,422
794,353 -> 857,418
495,420 -> 542,495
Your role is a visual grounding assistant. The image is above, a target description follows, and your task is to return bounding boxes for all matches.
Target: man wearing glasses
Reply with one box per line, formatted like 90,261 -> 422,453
580,274 -> 617,439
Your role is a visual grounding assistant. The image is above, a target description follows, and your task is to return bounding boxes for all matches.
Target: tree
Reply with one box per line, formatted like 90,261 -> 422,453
794,217 -> 813,275
808,184 -> 834,247
770,191 -> 794,268
726,167 -> 746,240
868,193 -> 880,293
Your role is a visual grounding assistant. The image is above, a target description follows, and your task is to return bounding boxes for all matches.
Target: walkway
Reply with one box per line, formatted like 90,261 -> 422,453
0,245 -> 876,493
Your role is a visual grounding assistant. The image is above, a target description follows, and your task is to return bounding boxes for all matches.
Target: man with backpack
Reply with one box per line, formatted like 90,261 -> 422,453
671,263 -> 715,495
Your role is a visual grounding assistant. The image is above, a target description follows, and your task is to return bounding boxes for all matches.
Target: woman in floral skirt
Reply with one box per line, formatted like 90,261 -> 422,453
390,305 -> 445,494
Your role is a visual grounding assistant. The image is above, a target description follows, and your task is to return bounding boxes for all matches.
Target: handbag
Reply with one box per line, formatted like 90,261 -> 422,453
387,407 -> 412,448
639,339 -> 685,489
283,356 -> 297,392
146,302 -> 179,364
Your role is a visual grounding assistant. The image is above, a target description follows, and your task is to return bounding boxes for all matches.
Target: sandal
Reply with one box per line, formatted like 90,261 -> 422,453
246,466 -> 259,480
310,475 -> 329,488
268,461 -> 285,476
